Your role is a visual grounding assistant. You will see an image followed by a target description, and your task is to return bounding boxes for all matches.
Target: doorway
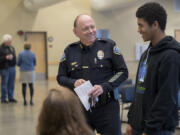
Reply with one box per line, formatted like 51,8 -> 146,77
24,32 -> 48,80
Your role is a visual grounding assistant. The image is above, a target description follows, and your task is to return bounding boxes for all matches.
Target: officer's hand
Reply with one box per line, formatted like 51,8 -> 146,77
126,124 -> 132,135
88,85 -> 103,98
74,79 -> 86,88
142,133 -> 147,135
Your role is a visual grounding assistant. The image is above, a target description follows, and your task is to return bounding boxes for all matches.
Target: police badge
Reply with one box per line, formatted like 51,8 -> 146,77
97,50 -> 104,60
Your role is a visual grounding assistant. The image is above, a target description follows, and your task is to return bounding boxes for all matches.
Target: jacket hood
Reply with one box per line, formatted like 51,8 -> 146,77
150,36 -> 180,54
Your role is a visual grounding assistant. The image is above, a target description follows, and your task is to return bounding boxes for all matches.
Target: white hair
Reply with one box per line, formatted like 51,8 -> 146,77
2,34 -> 12,43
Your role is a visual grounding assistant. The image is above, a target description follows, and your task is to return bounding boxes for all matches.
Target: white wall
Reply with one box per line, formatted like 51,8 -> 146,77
0,0 -> 90,79
92,0 -> 180,80
1,0 -> 180,80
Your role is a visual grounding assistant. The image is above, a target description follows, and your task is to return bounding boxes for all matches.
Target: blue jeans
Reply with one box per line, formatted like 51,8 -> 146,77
132,129 -> 173,135
7,66 -> 16,100
0,69 -> 8,101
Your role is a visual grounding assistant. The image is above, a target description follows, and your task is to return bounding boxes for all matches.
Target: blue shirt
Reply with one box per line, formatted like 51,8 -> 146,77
17,50 -> 36,71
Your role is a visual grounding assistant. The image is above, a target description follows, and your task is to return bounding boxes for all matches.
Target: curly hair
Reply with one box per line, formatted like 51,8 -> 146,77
36,88 -> 94,135
136,2 -> 167,31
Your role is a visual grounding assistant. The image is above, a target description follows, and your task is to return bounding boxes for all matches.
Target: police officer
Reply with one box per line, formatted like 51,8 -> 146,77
57,14 -> 128,135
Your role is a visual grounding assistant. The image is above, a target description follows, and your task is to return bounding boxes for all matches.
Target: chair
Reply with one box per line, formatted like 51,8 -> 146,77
121,79 -> 133,85
175,90 -> 180,129
118,79 -> 134,94
120,84 -> 135,122
178,90 -> 180,120
113,79 -> 134,100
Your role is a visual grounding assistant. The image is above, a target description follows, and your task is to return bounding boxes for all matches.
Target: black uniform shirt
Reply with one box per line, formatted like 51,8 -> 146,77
57,38 -> 128,92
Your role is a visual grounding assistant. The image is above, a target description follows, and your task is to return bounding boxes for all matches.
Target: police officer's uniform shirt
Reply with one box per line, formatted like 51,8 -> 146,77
57,38 -> 128,93
81,43 -> 90,80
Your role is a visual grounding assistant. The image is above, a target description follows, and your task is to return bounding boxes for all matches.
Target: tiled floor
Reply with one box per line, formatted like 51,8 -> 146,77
0,80 -> 180,135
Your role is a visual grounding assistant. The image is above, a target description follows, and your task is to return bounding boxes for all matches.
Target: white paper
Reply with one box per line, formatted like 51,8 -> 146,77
74,81 -> 93,111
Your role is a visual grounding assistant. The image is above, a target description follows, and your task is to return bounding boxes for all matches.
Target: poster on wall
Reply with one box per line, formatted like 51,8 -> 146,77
136,43 -> 149,61
96,29 -> 110,39
174,0 -> 180,12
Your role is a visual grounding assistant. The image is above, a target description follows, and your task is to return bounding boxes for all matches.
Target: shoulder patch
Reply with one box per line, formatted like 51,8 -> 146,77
113,46 -> 121,55
60,53 -> 66,62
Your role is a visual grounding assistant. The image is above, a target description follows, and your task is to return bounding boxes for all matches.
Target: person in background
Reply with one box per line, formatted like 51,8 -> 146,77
126,2 -> 180,135
0,34 -> 17,103
57,14 -> 128,135
6,34 -> 17,103
17,43 -> 36,106
36,88 -> 94,135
